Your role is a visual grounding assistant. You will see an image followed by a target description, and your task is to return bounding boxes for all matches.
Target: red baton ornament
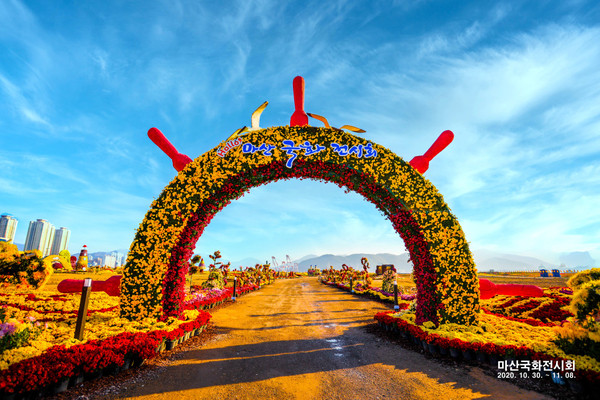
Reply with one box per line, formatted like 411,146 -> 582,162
57,275 -> 122,297
290,76 -> 309,127
409,130 -> 454,174
147,127 -> 193,172
478,278 -> 544,299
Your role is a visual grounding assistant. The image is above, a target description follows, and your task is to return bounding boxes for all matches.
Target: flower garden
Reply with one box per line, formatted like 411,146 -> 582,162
320,266 -> 600,393
0,245 -> 279,398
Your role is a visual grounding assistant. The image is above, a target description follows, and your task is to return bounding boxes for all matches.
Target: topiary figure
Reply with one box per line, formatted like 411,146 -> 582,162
381,267 -> 397,294
201,268 -> 225,290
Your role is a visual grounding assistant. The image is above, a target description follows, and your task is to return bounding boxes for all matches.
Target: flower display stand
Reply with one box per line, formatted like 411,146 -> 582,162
427,343 -> 439,355
104,363 -> 122,376
449,347 -> 461,359
83,369 -> 103,381
567,378 -> 584,393
68,374 -> 84,388
166,339 -> 178,351
50,378 -> 70,395
130,356 -> 145,368
461,349 -> 475,361
122,357 -> 132,371
476,351 -> 487,363
439,346 -> 448,356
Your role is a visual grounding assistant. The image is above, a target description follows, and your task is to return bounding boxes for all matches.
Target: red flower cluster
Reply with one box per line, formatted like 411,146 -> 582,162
183,285 -> 258,311
389,211 -> 437,326
509,299 -> 542,315
324,281 -> 411,310
528,297 -> 572,323
484,295 -> 572,325
374,312 -> 600,386
481,308 -> 553,327
1,294 -> 118,322
0,311 -> 211,394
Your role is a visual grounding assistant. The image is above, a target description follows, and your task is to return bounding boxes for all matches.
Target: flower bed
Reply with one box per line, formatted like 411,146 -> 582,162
374,310 -> 600,391
0,283 -> 259,396
481,287 -> 574,326
0,311 -> 211,395
323,278 -> 598,392
322,281 -> 413,309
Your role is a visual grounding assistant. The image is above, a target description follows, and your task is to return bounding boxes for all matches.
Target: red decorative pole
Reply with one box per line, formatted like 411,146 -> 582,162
58,275 -> 122,297
290,76 -> 309,127
147,127 -> 193,171
409,130 -> 454,174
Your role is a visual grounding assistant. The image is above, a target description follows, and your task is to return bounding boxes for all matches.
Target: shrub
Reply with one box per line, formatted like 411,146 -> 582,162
567,268 -> 600,290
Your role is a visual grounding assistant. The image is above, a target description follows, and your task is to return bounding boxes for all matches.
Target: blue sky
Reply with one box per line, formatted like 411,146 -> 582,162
1,0 -> 599,266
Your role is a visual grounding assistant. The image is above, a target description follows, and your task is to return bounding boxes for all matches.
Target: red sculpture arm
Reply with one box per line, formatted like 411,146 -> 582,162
57,275 -> 122,297
409,130 -> 454,174
147,127 -> 193,172
290,76 -> 309,127
479,278 -> 544,300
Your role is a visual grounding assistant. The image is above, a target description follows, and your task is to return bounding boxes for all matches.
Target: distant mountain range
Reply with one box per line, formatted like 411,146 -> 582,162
297,253 -> 412,272
283,249 -> 595,272
12,242 -> 594,272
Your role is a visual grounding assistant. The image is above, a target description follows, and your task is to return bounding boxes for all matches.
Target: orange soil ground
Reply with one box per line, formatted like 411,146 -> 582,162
60,277 -> 556,400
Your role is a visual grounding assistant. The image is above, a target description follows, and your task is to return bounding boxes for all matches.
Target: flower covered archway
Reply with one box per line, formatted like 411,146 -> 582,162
120,124 -> 480,326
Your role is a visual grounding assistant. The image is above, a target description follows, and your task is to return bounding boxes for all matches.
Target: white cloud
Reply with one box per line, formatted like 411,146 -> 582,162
0,74 -> 51,128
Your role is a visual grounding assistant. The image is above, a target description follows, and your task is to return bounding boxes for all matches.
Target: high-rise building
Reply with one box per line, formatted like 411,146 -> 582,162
50,227 -> 71,255
102,253 -> 117,268
24,219 -> 55,257
114,252 -> 125,266
0,214 -> 18,243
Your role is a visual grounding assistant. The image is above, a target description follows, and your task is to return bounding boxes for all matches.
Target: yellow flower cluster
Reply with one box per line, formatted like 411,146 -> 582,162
396,310 -> 600,372
1,290 -> 119,318
121,126 -> 478,324
0,307 -> 200,370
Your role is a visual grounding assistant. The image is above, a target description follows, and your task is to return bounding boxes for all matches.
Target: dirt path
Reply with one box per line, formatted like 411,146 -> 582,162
107,278 -> 552,400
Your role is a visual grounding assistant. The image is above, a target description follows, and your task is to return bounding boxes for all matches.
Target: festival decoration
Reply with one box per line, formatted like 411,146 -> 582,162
123,76 -> 478,326
225,101 -> 269,143
43,255 -> 71,271
74,245 -> 88,271
147,127 -> 193,172
290,76 -> 308,127
307,113 -> 365,133
57,275 -> 122,297
409,130 -> 454,174
478,278 -> 544,299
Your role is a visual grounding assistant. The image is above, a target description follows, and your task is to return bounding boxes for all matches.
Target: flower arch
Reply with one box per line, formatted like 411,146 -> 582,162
120,126 -> 479,325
